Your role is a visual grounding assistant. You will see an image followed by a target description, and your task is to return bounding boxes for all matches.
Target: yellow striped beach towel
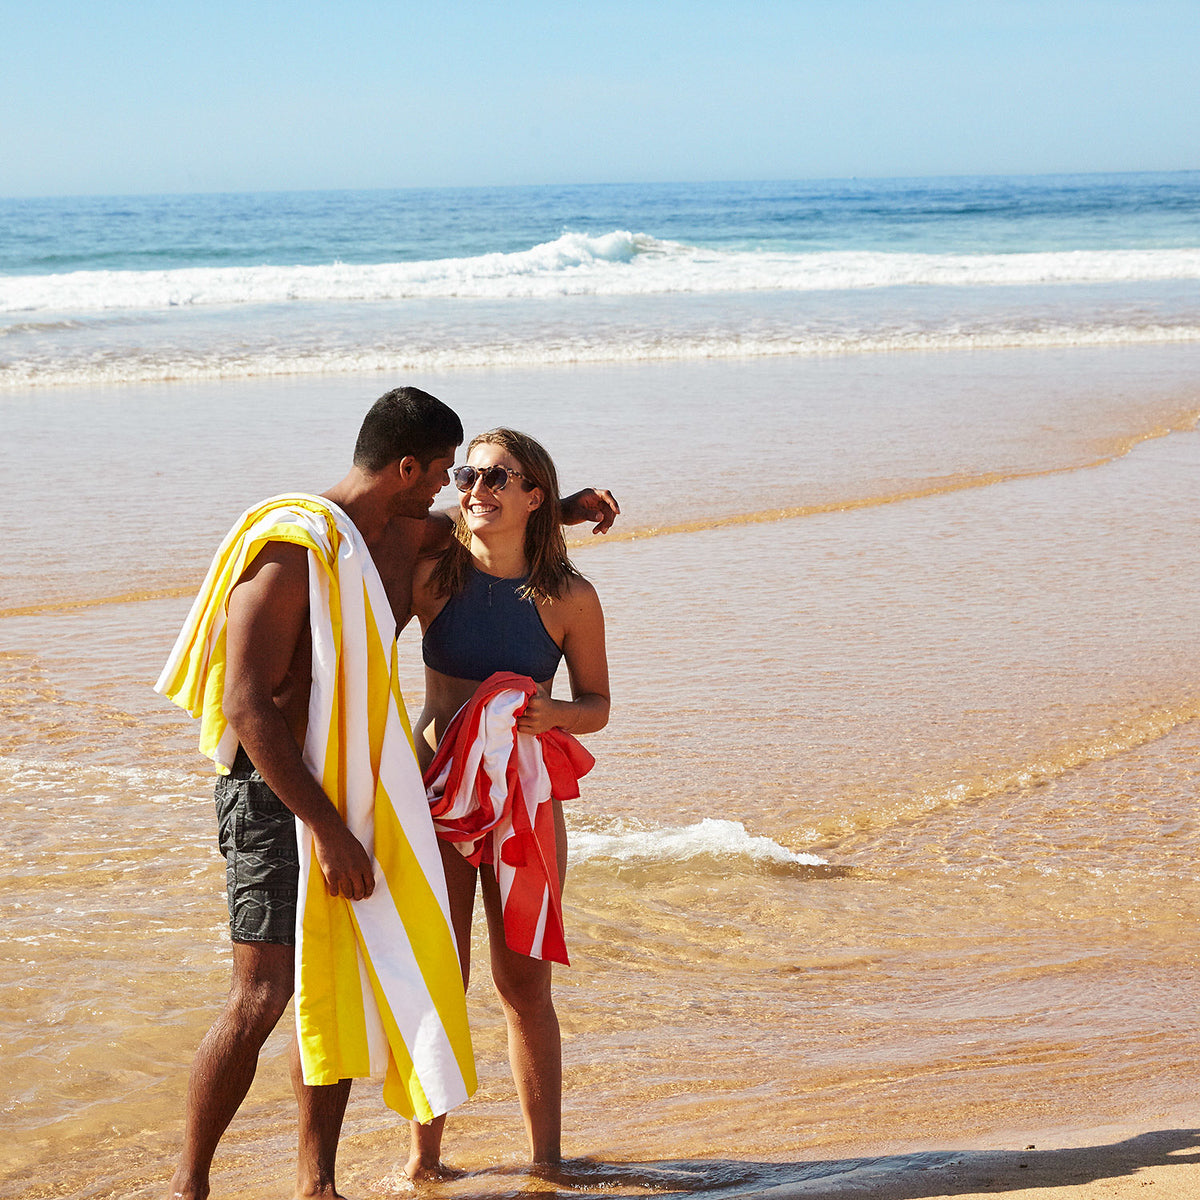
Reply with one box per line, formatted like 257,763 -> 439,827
155,493 -> 475,1121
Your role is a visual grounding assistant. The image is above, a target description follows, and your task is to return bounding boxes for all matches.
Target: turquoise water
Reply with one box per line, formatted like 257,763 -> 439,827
4,174 -> 1200,272
2,173 -> 1199,388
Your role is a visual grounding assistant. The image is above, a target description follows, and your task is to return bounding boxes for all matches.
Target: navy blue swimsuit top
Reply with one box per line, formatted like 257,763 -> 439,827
422,566 -> 564,683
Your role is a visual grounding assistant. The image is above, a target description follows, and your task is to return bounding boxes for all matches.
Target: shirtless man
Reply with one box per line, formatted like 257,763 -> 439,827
164,387 -> 617,1200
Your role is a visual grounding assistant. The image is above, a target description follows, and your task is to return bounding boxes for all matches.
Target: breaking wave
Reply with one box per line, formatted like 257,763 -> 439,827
4,232 -> 1200,312
570,816 -> 826,869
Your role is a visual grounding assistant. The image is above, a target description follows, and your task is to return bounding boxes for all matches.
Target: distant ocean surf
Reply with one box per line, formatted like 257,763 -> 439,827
2,173 -> 1198,387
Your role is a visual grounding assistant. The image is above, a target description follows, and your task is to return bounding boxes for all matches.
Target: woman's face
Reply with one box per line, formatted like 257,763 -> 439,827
460,441 -> 543,536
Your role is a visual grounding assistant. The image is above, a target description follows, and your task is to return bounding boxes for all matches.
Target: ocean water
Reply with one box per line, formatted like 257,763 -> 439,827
2,175 -> 1199,1199
3,174 -> 1200,387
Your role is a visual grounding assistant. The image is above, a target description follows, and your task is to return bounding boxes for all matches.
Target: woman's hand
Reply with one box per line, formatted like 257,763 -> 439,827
515,679 -> 609,738
515,683 -> 565,735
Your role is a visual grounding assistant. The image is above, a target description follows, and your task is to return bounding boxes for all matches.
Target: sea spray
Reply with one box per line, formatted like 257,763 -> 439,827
6,240 -> 1200,312
569,816 -> 826,869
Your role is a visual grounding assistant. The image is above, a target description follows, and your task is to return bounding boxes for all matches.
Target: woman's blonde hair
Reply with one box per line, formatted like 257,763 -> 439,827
429,428 -> 583,603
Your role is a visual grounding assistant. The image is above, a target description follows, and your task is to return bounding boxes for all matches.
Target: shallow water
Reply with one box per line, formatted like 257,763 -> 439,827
2,347 -> 1199,1198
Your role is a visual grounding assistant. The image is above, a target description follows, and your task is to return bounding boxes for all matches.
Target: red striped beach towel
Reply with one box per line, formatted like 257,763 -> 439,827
424,672 -> 594,966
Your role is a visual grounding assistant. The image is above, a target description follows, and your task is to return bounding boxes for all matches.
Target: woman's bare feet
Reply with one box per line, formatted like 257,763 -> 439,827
402,1156 -> 466,1184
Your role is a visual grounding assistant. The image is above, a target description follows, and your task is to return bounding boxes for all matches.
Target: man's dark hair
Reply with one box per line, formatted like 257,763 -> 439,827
353,387 -> 464,471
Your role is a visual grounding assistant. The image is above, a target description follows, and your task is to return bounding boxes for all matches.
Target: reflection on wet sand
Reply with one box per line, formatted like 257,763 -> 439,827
2,350 -> 1199,1198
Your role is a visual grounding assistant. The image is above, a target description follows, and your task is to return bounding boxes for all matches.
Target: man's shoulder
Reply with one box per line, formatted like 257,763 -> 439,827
221,494 -> 340,557
244,492 -> 334,522
250,537 -> 310,564
232,537 -> 310,599
376,513 -> 431,559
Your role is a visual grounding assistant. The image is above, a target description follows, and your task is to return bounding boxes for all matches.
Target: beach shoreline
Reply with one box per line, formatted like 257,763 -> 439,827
731,1124 -> 1200,1198
4,176 -> 1199,1200
322,1119 -> 1200,1200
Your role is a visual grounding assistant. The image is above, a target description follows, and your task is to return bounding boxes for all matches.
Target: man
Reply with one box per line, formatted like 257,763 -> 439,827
157,387 -> 617,1200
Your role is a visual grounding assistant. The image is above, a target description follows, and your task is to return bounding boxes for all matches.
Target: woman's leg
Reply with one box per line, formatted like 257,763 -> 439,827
481,801 -> 568,1165
406,839 -> 478,1179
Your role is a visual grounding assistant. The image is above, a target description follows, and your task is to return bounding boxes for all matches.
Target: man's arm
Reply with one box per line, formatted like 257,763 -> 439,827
222,542 -> 375,901
561,487 -> 620,535
418,509 -> 457,555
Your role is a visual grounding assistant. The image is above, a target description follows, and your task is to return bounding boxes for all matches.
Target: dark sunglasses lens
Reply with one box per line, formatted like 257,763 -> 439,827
453,465 -> 509,492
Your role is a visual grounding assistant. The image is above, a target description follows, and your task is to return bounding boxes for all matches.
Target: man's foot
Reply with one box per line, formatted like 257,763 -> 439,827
295,1182 -> 350,1199
165,1172 -> 208,1200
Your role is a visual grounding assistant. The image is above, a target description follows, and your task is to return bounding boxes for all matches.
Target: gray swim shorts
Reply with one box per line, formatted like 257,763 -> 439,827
214,748 -> 299,945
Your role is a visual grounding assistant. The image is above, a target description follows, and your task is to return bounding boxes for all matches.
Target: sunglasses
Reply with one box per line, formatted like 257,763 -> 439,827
451,460 -> 530,494
452,464 -> 530,493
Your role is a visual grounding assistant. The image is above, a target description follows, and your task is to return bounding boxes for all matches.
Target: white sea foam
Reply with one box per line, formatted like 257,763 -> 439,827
0,752 -> 201,794
4,320 -> 1200,388
4,233 -> 1200,313
570,816 -> 826,868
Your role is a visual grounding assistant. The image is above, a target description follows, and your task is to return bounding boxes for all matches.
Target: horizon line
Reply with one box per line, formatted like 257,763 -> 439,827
4,167 -> 1199,205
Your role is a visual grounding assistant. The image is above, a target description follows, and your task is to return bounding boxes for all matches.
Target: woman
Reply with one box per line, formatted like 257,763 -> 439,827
406,428 -> 610,1176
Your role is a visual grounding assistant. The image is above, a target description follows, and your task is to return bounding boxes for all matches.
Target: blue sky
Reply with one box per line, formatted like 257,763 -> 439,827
3,0 -> 1197,197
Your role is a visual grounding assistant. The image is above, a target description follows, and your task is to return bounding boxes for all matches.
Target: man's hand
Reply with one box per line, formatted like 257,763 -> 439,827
311,821 -> 377,901
561,487 -> 620,535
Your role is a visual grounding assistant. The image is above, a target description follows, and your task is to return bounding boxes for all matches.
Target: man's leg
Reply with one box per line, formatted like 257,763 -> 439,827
291,1038 -> 352,1200
168,940 -> 294,1200
406,840 -> 478,1180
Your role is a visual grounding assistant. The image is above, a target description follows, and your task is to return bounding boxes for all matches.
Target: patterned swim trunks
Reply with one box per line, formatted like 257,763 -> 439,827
214,747 -> 299,945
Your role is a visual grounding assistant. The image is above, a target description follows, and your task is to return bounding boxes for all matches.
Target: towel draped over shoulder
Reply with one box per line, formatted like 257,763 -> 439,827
155,493 -> 476,1121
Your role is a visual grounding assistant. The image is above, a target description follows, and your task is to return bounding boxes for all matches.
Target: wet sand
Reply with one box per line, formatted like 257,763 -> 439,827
735,1127 -> 1200,1198
2,349 -> 1198,1199
235,1125 -> 1200,1199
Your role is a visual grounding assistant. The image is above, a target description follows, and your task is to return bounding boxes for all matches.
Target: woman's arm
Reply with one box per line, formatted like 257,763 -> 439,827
517,578 -> 610,736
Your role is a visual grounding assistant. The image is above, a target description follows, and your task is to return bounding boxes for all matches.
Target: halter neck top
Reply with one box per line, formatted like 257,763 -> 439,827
422,566 -> 564,683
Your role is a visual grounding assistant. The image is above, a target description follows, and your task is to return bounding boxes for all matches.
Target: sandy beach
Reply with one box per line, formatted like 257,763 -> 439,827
232,1123 -> 1200,1199
4,352 -> 1197,1200
736,1127 -> 1200,1198
3,174 -> 1199,1198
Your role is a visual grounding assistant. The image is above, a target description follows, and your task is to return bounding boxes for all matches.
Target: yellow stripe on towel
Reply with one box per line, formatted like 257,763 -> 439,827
156,493 -> 475,1120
